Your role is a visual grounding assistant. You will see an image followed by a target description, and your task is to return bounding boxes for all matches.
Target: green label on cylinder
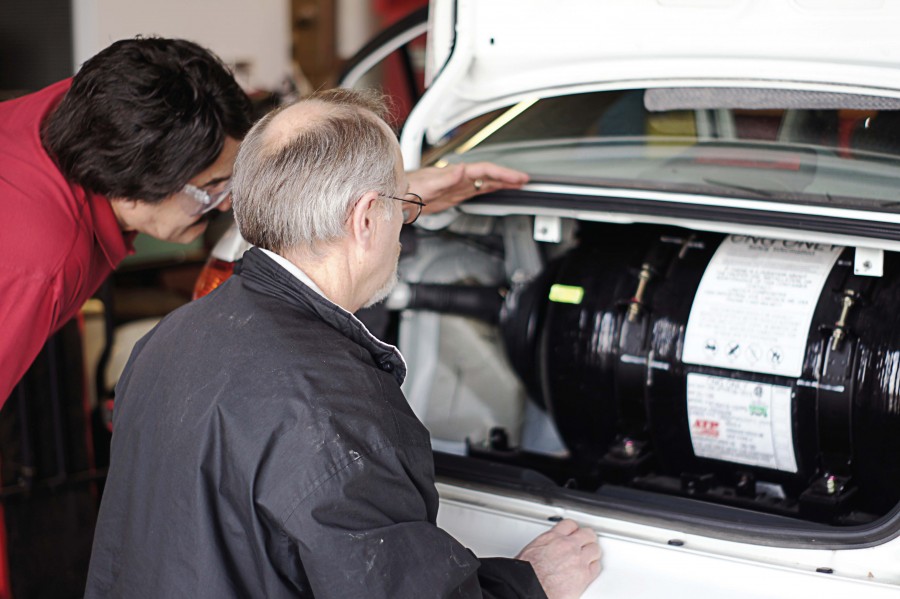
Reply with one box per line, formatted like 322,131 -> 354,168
549,284 -> 584,305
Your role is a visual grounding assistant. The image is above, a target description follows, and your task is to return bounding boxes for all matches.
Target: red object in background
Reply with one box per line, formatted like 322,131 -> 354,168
371,0 -> 428,126
373,0 -> 427,26
836,110 -> 876,159
192,257 -> 237,300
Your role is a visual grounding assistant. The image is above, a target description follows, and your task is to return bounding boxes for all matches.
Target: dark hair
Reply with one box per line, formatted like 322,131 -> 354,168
41,37 -> 253,202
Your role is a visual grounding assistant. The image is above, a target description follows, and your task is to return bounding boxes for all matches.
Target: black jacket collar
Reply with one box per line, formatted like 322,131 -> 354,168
238,247 -> 407,385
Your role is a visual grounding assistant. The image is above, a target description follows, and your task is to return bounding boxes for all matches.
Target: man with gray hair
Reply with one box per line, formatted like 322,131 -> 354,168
85,89 -> 602,599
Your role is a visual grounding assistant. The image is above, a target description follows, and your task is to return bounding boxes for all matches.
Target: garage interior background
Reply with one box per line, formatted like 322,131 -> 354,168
0,1 -> 424,597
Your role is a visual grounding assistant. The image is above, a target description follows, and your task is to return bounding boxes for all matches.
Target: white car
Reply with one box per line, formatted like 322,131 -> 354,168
196,1 -> 900,596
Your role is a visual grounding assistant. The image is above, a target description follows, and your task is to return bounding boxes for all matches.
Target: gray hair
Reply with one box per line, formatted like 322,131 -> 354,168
232,89 -> 399,254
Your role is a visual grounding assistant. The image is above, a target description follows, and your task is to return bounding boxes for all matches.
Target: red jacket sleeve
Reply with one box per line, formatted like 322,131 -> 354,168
0,264 -> 59,404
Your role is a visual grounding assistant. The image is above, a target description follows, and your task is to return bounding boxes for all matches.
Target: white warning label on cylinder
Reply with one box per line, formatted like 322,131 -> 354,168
687,374 -> 797,473
683,236 -> 842,377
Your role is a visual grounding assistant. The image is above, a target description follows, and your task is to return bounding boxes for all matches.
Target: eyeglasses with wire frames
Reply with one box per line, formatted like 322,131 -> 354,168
381,192 -> 425,225
180,180 -> 233,216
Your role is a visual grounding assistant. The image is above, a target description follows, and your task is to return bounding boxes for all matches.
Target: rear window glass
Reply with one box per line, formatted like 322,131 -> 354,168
431,88 -> 900,213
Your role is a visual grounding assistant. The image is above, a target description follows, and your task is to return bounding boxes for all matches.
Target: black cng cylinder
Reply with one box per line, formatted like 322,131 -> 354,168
504,222 -> 900,519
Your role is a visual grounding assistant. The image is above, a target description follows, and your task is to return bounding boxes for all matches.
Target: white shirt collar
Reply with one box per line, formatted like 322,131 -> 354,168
257,248 -> 408,374
259,248 -> 327,298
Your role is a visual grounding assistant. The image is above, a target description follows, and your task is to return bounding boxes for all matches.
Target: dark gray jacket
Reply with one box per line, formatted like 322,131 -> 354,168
84,248 -> 544,598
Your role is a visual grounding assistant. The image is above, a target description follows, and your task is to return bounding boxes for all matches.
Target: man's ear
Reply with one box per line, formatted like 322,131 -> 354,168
108,197 -> 141,231
347,191 -> 383,249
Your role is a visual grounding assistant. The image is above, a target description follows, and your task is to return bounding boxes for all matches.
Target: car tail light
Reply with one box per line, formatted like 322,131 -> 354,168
192,257 -> 236,300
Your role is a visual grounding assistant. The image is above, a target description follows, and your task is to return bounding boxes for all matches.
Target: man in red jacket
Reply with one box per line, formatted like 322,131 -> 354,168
0,37 -> 527,404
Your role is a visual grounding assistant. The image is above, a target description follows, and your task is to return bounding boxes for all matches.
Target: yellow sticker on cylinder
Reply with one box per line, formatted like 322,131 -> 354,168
549,284 -> 584,304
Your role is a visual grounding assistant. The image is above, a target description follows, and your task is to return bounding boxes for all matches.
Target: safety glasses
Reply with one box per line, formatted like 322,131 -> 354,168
180,181 -> 233,216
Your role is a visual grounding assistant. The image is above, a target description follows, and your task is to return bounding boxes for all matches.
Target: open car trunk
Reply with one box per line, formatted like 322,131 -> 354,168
383,1 -> 900,592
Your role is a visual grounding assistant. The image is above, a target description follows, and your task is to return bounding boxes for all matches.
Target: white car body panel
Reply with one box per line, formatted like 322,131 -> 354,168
406,0 -> 900,165
437,485 -> 900,598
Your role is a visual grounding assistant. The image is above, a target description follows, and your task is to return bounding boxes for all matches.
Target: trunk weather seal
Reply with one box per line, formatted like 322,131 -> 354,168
464,187 -> 900,243
434,452 -> 900,550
